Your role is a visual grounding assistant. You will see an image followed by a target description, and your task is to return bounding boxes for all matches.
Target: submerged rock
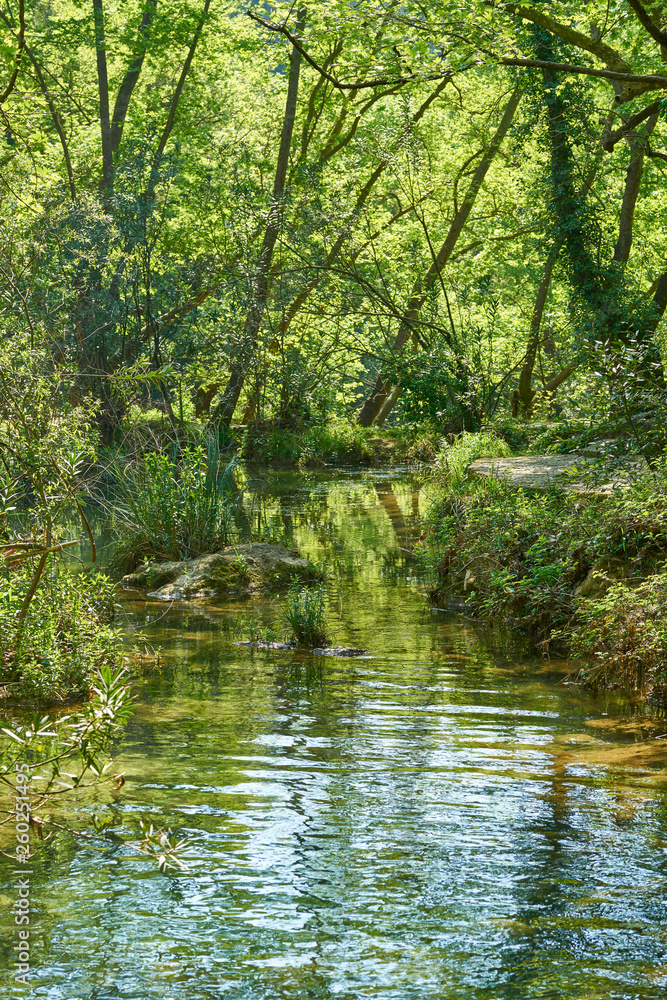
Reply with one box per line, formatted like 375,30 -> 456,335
121,543 -> 321,600
311,646 -> 370,657
235,640 -> 292,650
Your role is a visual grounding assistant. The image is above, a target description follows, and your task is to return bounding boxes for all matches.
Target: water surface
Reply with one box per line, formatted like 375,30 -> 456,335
2,468 -> 667,1000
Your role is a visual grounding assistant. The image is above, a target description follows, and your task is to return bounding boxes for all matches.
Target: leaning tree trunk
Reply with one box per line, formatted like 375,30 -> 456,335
210,9 -> 306,430
356,84 -> 522,427
517,253 -> 556,412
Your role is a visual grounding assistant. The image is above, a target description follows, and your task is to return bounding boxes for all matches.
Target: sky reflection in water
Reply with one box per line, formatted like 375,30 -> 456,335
2,468 -> 667,1000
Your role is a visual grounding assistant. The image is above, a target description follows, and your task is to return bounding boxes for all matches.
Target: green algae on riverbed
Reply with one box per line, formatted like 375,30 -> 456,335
1,469 -> 667,1000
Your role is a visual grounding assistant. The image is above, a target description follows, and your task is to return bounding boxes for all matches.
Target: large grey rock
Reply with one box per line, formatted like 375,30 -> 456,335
121,543 -> 321,600
574,557 -> 630,599
468,454 -> 647,494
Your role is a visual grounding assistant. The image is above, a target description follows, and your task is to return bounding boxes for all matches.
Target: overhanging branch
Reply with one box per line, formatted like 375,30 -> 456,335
246,10 -> 453,91
498,56 -> 667,92
625,0 -> 667,48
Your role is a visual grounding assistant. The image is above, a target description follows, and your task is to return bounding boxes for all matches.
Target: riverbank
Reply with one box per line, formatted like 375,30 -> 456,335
421,441 -> 667,703
4,466 -> 667,1000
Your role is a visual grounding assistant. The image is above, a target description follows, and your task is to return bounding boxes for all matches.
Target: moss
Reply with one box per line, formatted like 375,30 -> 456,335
121,544 -> 322,600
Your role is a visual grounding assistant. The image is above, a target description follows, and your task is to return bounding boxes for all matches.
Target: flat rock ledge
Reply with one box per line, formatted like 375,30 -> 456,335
468,454 -> 646,494
121,543 -> 321,601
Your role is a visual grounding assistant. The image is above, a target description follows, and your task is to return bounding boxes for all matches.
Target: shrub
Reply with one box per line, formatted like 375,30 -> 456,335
434,430 -> 512,485
111,435 -> 237,569
300,416 -> 376,465
0,562 -> 122,702
423,476 -> 574,642
422,459 -> 667,695
571,575 -> 667,696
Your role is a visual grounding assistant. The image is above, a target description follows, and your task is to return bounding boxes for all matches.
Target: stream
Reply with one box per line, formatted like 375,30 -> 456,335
2,468 -> 667,999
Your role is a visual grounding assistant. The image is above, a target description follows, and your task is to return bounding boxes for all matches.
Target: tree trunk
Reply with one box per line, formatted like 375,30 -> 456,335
211,9 -> 306,430
374,385 -> 402,426
356,84 -> 522,426
517,254 -> 556,411
92,0 -> 113,201
613,111 -> 659,264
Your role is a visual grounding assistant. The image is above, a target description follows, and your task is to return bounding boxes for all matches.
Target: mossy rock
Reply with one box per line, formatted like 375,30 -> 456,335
121,543 -> 321,600
574,557 -> 632,599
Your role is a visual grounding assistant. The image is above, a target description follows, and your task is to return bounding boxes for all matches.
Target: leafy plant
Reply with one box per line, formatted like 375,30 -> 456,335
0,556 -> 122,703
234,613 -> 279,646
571,575 -> 667,696
0,663 -> 133,806
132,821 -> 191,874
434,431 -> 512,485
111,435 -> 238,568
277,581 -> 327,647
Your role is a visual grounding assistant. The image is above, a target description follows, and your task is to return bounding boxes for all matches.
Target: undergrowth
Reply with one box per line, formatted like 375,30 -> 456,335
243,417 -> 442,467
422,437 -> 667,700
435,430 -> 511,484
110,436 -> 237,571
0,562 -> 122,703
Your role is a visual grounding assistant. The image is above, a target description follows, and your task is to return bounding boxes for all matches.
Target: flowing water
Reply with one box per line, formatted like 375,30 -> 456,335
2,468 -> 667,1000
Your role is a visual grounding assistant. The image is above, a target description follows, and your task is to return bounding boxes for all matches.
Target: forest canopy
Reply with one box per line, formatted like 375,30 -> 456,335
1,0 -> 666,440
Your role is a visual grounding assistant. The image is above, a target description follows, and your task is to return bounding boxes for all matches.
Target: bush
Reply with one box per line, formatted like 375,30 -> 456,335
423,476 -> 574,641
421,460 -> 667,696
243,425 -> 301,464
111,435 -> 237,569
300,417 -> 377,465
571,575 -> 667,696
435,430 -> 512,484
0,562 -> 122,702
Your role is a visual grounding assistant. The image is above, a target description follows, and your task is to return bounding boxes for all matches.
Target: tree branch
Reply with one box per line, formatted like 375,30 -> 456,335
22,44 -> 76,199
625,0 -> 667,48
0,0 -> 25,105
146,0 -> 211,200
602,99 -> 663,150
109,0 -> 158,157
497,56 -> 667,94
488,1 -> 632,73
246,10 -> 452,91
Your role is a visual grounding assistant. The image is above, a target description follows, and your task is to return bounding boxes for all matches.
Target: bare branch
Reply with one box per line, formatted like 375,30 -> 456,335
602,100 -> 663,150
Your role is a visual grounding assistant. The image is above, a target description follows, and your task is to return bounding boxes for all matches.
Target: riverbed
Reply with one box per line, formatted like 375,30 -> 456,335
2,468 -> 667,999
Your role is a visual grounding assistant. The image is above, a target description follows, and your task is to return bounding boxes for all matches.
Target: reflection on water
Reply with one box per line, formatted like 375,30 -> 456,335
2,468 -> 667,1000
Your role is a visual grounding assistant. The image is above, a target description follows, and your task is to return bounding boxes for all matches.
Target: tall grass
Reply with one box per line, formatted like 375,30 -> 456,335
435,430 -> 512,484
112,435 -> 237,568
278,582 -> 327,646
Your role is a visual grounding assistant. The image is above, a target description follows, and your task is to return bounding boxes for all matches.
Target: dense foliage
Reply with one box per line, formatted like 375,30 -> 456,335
422,433 -> 667,699
3,2 -> 667,698
1,1 -> 666,441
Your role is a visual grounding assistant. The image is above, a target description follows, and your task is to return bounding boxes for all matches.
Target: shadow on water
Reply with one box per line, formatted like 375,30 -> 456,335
2,467 -> 667,999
